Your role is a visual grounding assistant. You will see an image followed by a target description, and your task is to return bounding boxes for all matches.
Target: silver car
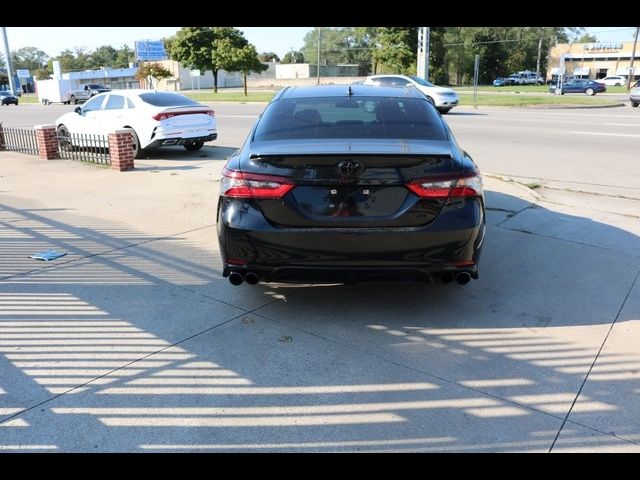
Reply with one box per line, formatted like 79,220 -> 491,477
630,81 -> 640,108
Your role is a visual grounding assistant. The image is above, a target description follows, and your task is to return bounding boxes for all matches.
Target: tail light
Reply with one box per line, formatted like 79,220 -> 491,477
220,167 -> 294,199
152,109 -> 215,121
407,168 -> 483,198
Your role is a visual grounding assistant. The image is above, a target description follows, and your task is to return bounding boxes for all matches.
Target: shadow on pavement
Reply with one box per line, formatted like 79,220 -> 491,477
0,187 -> 638,452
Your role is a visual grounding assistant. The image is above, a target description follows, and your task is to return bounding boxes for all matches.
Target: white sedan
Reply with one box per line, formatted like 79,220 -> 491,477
55,90 -> 217,158
363,74 -> 459,113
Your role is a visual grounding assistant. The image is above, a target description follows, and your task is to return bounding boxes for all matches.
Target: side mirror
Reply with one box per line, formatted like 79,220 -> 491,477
74,106 -> 82,114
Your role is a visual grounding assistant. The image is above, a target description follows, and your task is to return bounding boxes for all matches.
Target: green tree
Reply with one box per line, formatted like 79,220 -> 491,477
372,27 -> 418,74
34,68 -> 51,80
50,47 -> 93,72
89,45 -> 118,69
301,27 -> 376,75
230,44 -> 268,96
11,47 -> 49,71
166,27 -> 249,93
135,62 -> 173,89
113,45 -> 135,68
576,33 -> 598,43
258,52 -> 279,62
281,50 -> 305,64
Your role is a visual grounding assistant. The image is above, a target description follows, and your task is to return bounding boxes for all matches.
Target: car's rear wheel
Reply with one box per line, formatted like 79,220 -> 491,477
70,95 -> 77,105
585,88 -> 595,96
123,128 -> 143,159
57,125 -> 73,152
632,102 -> 639,108
615,83 -> 621,86
184,140 -> 204,151
437,108 -> 451,114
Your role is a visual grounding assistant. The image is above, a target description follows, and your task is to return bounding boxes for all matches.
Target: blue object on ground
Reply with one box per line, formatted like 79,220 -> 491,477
29,250 -> 68,261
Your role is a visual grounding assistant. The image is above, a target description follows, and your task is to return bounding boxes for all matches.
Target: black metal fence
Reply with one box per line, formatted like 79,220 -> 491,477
0,127 -> 39,155
57,132 -> 111,165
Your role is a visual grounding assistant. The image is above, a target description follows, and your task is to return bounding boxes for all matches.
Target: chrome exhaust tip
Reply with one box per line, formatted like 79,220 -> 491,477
228,272 -> 244,286
456,272 -> 471,285
244,272 -> 260,285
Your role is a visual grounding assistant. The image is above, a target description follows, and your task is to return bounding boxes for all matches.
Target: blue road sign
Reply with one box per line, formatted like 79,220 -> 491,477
135,40 -> 167,61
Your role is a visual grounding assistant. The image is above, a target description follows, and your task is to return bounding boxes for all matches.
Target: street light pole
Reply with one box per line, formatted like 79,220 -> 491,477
627,27 -> 639,91
316,28 -> 321,85
1,27 -> 15,94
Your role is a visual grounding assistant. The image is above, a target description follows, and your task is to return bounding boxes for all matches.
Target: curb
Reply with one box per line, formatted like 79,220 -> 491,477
483,173 -> 544,202
520,102 -> 625,110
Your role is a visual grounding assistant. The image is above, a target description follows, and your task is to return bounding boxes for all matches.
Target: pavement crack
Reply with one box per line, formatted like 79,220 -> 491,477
249,309 -> 639,447
496,224 -> 640,258
549,268 -> 640,452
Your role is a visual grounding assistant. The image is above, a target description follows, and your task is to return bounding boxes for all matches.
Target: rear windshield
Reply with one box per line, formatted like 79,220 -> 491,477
138,92 -> 200,107
254,96 -> 447,141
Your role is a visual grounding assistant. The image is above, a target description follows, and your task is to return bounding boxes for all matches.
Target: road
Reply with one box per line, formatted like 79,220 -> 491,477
3,102 -> 638,199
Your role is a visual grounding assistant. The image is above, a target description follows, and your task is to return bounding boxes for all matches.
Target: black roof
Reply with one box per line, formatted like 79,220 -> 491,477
274,84 -> 426,101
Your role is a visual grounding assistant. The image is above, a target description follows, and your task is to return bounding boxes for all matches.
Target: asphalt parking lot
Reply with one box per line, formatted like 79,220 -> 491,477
0,102 -> 638,452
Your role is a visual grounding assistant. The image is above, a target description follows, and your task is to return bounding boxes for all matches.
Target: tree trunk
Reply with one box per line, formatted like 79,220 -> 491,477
213,70 -> 218,93
243,70 -> 247,96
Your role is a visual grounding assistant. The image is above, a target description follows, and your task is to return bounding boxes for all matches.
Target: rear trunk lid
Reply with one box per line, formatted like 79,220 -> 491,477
244,139 -> 459,228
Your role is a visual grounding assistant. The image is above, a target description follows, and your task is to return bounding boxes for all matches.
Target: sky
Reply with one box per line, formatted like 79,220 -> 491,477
4,27 -> 314,60
4,27 -> 637,60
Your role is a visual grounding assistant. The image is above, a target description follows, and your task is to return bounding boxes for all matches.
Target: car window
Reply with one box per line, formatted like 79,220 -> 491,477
375,77 -> 410,87
104,94 -> 125,110
138,92 -> 200,107
254,96 -> 447,141
82,95 -> 105,112
125,98 -> 135,109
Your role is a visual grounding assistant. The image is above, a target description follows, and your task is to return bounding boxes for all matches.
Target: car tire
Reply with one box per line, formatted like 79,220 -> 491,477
437,108 -> 451,114
70,95 -> 77,105
124,128 -> 143,159
56,125 -> 73,152
184,140 -> 204,151
632,102 -> 639,108
554,88 -> 562,95
615,83 -> 621,86
585,88 -> 595,96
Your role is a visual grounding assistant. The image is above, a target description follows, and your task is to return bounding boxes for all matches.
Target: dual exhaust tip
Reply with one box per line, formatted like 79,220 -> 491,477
441,271 -> 471,285
228,271 -> 260,286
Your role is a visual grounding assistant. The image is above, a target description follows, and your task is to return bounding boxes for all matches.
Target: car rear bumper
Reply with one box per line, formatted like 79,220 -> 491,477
147,132 -> 217,148
217,197 -> 485,283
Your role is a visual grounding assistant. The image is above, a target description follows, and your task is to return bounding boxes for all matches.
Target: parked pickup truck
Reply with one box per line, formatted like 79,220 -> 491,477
65,84 -> 111,104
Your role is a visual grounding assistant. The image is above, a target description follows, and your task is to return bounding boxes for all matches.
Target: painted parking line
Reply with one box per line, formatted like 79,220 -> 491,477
569,131 -> 640,138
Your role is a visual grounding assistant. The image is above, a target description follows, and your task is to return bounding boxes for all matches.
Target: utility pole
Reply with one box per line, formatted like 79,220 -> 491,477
535,37 -> 543,84
417,27 -> 430,81
1,27 -> 15,94
316,28 -> 321,85
627,26 -> 639,91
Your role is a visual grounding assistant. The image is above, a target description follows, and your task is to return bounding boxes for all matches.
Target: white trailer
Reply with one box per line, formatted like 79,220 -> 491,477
37,78 -> 76,105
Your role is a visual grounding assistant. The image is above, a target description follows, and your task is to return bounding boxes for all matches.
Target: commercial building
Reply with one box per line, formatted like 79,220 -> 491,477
548,41 -> 639,81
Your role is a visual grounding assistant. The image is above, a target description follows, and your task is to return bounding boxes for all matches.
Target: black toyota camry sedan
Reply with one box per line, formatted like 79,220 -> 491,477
217,85 -> 485,286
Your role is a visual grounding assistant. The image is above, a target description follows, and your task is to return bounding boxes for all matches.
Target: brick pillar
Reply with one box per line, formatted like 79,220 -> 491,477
35,124 -> 59,160
0,122 -> 5,151
108,130 -> 134,172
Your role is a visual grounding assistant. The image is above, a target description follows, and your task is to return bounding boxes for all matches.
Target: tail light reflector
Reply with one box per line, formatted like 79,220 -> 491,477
220,167 -> 294,199
407,169 -> 483,198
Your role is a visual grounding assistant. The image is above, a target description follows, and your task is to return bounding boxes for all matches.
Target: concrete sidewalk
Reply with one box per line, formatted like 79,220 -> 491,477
0,151 -> 638,452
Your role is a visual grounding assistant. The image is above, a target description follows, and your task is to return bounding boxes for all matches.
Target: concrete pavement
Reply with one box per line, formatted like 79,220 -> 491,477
0,147 -> 638,452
